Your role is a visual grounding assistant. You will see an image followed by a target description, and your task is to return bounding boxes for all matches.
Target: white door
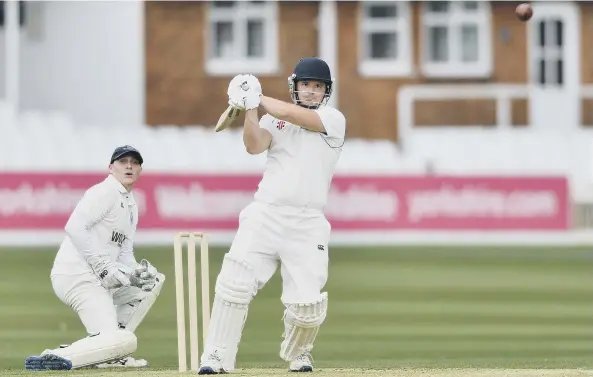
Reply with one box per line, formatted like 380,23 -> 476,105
528,2 -> 580,129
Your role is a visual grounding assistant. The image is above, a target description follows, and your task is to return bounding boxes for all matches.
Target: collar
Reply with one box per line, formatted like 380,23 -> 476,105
106,174 -> 130,193
106,175 -> 137,207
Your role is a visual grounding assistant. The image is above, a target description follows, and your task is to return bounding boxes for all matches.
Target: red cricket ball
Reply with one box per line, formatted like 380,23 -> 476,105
516,3 -> 533,22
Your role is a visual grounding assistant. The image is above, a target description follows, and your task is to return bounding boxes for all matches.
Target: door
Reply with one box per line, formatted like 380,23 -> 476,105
528,2 -> 580,129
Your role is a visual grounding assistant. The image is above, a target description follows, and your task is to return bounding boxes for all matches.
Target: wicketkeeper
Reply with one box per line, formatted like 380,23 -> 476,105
25,146 -> 165,370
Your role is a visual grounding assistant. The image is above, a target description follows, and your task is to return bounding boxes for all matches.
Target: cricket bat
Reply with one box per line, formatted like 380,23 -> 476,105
214,105 -> 242,132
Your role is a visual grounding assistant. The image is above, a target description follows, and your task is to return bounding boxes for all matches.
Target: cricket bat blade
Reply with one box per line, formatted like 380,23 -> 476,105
215,105 -> 241,132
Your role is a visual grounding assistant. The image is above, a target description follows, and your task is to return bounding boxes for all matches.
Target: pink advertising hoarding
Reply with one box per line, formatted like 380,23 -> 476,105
0,173 -> 569,231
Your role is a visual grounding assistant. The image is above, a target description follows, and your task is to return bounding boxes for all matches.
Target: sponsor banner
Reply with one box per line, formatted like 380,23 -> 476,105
0,173 -> 569,231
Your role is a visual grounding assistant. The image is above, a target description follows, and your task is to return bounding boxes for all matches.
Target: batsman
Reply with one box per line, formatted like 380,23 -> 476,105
199,57 -> 346,374
25,146 -> 165,370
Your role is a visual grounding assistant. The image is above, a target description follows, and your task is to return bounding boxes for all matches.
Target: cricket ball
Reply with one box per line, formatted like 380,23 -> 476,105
515,3 -> 533,22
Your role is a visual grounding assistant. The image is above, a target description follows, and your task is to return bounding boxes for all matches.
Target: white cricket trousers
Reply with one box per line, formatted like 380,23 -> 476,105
229,201 -> 331,303
50,272 -> 148,335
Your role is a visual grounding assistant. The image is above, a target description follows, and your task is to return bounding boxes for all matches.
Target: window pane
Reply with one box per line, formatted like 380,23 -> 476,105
538,21 -> 546,47
0,0 -> 27,27
428,26 -> 448,62
213,1 -> 235,8
538,59 -> 546,84
427,1 -> 449,13
556,59 -> 563,85
461,25 -> 478,62
462,1 -> 478,11
369,32 -> 398,59
213,21 -> 234,58
554,20 -> 563,47
367,4 -> 397,18
247,20 -> 264,57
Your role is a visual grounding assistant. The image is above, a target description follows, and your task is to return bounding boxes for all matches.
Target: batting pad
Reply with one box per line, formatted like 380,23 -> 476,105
117,273 -> 165,332
201,254 -> 258,372
215,254 -> 258,304
44,330 -> 137,369
279,292 -> 328,361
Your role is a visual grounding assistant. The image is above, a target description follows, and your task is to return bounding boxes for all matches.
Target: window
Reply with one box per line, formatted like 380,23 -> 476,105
534,19 -> 564,86
206,1 -> 278,76
359,1 -> 412,77
421,1 -> 492,77
0,1 -> 26,28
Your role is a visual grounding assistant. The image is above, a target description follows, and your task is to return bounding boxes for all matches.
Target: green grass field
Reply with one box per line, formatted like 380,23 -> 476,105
1,245 -> 592,376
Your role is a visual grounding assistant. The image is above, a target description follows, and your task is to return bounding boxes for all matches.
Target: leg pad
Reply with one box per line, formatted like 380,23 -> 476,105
280,292 -> 328,361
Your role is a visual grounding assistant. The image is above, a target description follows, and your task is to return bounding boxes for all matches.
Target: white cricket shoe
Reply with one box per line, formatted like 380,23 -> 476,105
198,349 -> 227,375
289,353 -> 313,372
95,356 -> 148,368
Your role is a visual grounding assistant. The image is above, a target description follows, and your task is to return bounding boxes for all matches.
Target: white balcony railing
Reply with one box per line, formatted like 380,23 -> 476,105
397,84 -> 593,144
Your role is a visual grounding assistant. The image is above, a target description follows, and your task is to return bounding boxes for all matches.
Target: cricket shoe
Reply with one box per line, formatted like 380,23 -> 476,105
198,350 -> 227,374
95,356 -> 148,368
25,350 -> 72,371
289,352 -> 313,372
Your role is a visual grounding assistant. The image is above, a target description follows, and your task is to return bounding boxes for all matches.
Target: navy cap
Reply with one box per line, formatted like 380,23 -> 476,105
110,145 -> 143,165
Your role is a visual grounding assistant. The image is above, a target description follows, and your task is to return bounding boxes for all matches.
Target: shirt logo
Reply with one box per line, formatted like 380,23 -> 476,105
277,120 -> 285,130
110,230 -> 127,247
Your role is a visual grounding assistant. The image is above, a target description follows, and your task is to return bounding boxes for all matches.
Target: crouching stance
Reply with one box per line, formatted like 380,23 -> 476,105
25,146 -> 165,370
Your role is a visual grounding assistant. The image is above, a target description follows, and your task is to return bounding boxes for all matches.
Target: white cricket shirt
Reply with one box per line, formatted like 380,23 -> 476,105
253,105 -> 346,210
51,174 -> 139,276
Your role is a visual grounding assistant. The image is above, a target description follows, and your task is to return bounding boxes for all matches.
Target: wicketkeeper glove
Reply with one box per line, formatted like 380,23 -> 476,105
98,266 -> 131,290
131,259 -> 159,291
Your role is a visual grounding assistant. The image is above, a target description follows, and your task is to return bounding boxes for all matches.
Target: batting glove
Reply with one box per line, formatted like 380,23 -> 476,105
244,91 -> 261,111
243,74 -> 262,95
227,74 -> 262,111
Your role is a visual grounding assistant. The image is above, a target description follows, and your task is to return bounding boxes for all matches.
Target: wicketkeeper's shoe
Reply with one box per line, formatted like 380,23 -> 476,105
198,350 -> 227,375
95,356 -> 149,368
25,351 -> 72,371
289,353 -> 313,372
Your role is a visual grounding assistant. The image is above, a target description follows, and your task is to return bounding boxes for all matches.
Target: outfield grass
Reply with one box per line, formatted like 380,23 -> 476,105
1,245 -> 592,374
2,368 -> 593,377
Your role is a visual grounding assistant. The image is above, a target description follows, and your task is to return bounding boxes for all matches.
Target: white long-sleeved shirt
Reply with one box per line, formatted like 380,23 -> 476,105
253,105 -> 346,210
51,174 -> 139,277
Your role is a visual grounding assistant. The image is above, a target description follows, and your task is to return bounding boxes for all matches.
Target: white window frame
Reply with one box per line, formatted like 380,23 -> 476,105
530,18 -> 565,87
421,1 -> 492,78
358,1 -> 412,77
205,1 -> 279,76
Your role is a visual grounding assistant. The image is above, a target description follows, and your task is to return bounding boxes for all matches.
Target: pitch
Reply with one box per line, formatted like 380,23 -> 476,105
0,246 -> 591,375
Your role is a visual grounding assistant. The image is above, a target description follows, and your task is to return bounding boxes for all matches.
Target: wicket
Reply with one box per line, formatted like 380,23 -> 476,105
173,232 -> 211,372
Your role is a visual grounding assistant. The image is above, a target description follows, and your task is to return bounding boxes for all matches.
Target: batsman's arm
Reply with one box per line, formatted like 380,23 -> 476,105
243,108 -> 272,155
260,95 -> 326,133
65,188 -> 118,275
